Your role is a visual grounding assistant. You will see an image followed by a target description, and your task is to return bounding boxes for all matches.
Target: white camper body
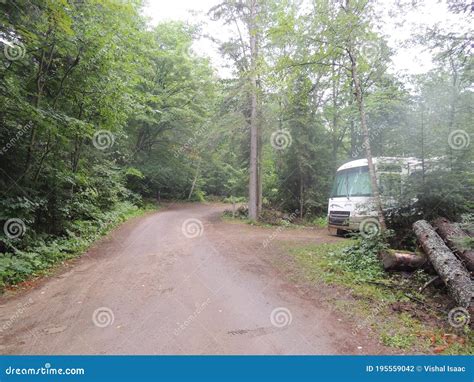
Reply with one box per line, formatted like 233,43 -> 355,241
327,157 -> 422,235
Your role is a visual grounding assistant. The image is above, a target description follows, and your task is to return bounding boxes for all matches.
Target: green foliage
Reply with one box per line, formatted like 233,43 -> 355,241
329,235 -> 387,281
311,216 -> 328,228
290,241 -> 472,354
223,196 -> 247,204
380,330 -> 416,349
0,1 -> 215,288
0,201 -> 153,290
0,0 -> 471,290
384,158 -> 473,249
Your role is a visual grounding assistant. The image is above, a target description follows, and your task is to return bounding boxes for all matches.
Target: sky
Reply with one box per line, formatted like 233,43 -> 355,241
142,0 -> 468,78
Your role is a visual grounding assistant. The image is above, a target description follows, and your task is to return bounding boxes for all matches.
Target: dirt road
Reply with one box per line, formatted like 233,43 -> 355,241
0,203 -> 387,354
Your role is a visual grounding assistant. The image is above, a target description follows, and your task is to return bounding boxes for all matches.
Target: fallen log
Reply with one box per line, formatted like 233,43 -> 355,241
413,220 -> 472,308
433,217 -> 474,272
380,250 -> 429,272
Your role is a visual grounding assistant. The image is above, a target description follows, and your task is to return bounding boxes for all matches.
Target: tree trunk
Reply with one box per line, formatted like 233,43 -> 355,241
188,159 -> 201,200
248,0 -> 259,221
413,220 -> 472,308
349,80 -> 357,158
433,217 -> 474,272
299,169 -> 304,219
347,48 -> 386,231
331,61 -> 339,165
420,106 -> 426,184
380,250 -> 430,272
257,144 -> 262,215
257,77 -> 263,216
25,37 -> 55,176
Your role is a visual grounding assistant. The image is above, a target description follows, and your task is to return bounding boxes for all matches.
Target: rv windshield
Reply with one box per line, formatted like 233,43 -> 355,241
331,166 -> 372,198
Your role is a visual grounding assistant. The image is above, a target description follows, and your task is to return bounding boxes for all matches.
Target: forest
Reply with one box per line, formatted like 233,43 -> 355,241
0,0 -> 472,339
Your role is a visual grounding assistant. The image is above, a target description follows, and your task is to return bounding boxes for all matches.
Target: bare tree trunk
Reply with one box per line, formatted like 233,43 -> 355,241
349,81 -> 357,158
257,132 -> 263,215
299,168 -> 304,219
25,35 -> 55,176
347,48 -> 386,231
257,72 -> 263,215
25,50 -> 45,174
188,159 -> 201,200
420,106 -> 426,184
331,60 -> 339,165
248,0 -> 259,221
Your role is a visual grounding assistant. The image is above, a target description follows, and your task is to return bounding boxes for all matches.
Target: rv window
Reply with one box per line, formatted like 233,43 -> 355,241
331,166 -> 371,198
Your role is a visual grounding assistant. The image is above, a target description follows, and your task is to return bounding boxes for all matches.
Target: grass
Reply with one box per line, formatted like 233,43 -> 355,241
288,241 -> 473,354
222,215 -> 312,229
0,201 -> 157,292
311,216 -> 328,228
222,211 -> 326,229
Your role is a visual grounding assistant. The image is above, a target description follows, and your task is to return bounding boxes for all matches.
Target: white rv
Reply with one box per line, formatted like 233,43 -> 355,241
327,157 -> 422,235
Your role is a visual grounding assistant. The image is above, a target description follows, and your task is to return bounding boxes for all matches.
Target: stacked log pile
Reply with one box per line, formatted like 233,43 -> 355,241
413,220 -> 472,309
378,217 -> 473,309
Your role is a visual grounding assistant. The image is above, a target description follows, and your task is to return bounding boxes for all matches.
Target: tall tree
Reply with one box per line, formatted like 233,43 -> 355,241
209,0 -> 263,220
248,0 -> 259,220
341,0 -> 387,230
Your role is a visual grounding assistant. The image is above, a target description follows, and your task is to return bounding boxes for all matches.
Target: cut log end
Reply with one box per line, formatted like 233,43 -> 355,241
380,250 -> 428,272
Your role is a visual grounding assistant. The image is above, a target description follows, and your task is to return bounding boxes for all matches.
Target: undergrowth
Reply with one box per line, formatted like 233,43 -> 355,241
0,201 -> 156,291
288,236 -> 473,354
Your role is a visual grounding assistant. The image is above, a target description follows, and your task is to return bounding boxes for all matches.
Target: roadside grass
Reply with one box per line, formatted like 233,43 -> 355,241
287,241 -> 473,354
311,216 -> 328,228
222,211 -> 327,229
222,215 -> 312,229
0,201 -> 157,292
